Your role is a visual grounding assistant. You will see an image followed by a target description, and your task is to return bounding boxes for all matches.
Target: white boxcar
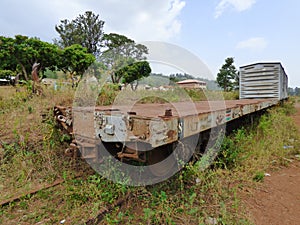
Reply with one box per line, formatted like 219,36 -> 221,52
239,62 -> 288,100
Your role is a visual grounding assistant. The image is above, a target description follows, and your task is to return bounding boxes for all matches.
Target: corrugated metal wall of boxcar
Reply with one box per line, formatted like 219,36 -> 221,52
280,66 -> 288,99
239,63 -> 287,100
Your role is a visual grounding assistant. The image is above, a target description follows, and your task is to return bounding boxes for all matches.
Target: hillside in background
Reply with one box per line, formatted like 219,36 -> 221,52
140,73 -> 220,90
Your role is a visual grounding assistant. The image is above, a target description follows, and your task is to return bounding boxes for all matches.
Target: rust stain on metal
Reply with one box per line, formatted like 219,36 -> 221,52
167,130 -> 176,139
165,109 -> 173,116
127,111 -> 137,115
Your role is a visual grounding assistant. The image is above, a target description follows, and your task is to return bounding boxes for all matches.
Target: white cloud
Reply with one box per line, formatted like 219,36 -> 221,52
97,0 -> 186,41
236,37 -> 267,51
214,0 -> 256,18
0,0 -> 186,42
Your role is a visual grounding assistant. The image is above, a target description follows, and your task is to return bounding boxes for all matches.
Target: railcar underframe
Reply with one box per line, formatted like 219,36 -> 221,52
54,98 -> 279,176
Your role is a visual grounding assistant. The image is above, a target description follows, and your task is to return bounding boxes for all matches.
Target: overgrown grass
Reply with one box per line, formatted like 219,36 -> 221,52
0,85 -> 299,225
88,99 -> 299,225
0,86 -> 76,200
98,98 -> 300,225
95,85 -> 239,106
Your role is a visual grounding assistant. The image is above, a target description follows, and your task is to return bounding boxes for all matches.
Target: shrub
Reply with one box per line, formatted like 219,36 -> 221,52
0,70 -> 16,79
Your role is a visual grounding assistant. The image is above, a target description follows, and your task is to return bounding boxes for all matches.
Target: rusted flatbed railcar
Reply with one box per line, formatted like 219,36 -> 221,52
54,62 -> 288,179
92,99 -> 278,147
55,98 -> 279,173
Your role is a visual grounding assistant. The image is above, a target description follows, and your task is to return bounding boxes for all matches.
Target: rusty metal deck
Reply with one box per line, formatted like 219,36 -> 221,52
90,99 -> 278,118
70,99 -> 279,148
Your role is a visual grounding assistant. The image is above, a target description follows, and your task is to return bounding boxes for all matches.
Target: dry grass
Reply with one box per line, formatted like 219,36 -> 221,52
95,85 -> 239,107
0,86 -> 76,203
0,85 -> 299,225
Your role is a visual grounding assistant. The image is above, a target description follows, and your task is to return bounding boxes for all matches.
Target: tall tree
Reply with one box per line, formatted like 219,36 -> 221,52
100,33 -> 148,83
0,37 -> 18,73
295,87 -> 300,96
0,35 -> 59,81
119,61 -> 151,90
58,44 -> 95,86
216,57 -> 238,91
55,11 -> 105,56
0,35 -> 94,84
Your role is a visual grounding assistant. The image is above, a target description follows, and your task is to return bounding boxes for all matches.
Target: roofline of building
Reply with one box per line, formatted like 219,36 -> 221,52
239,62 -> 283,69
176,79 -> 207,84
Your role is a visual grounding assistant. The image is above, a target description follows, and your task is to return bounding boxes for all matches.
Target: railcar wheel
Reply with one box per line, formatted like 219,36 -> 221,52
174,140 -> 193,163
148,146 -> 177,177
174,135 -> 199,165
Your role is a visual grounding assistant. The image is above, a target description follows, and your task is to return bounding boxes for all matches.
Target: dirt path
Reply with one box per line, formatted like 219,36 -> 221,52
292,103 -> 300,127
244,103 -> 300,225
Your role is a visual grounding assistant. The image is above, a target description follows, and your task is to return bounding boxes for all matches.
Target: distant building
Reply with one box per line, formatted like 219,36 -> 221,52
176,79 -> 207,89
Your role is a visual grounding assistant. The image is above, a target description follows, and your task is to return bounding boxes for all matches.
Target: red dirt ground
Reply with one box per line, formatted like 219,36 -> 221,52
244,103 -> 300,225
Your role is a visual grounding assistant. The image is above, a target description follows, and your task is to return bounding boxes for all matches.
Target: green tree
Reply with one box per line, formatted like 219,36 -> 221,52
216,57 -> 238,91
100,33 -> 148,83
24,36 -> 60,72
0,35 -> 59,81
0,70 -> 15,80
0,35 -> 94,85
119,61 -> 151,90
58,44 -> 95,86
0,37 -> 18,74
55,11 -> 105,56
295,87 -> 300,96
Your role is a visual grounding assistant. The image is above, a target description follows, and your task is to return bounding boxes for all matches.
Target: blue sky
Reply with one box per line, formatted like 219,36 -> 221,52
0,0 -> 299,87
176,1 -> 300,87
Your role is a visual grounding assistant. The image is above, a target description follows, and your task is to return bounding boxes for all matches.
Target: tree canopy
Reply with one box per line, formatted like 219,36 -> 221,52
55,11 -> 105,56
119,61 -> 151,90
59,44 -> 95,77
216,57 -> 238,91
0,35 -> 59,80
0,11 -> 150,87
55,12 -> 151,85
100,33 -> 149,83
0,35 -> 95,81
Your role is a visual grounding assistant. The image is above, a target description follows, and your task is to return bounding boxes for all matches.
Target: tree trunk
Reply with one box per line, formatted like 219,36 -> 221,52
134,80 -> 139,91
20,64 -> 28,81
70,72 -> 77,88
115,75 -> 121,84
31,62 -> 42,95
111,73 -> 116,84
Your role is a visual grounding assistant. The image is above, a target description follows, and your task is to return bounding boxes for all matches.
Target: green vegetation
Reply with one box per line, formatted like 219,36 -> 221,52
119,61 -> 152,90
55,11 -> 104,56
216,57 -> 239,91
59,44 -> 95,79
95,84 -> 239,106
0,86 -> 299,224
55,12 -> 151,86
0,70 -> 16,79
0,35 -> 95,83
288,87 -> 300,96
43,69 -> 58,79
100,33 -> 150,84
1,11 -> 151,91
